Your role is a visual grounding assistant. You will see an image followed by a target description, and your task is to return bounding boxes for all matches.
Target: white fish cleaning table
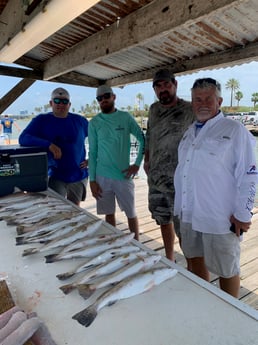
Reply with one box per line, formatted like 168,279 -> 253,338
0,193 -> 257,345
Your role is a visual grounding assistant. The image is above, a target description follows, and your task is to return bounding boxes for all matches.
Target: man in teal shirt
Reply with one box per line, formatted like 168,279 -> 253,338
88,85 -> 145,240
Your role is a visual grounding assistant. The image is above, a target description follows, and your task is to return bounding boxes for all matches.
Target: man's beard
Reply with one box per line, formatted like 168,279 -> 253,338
100,103 -> 114,113
159,91 -> 176,105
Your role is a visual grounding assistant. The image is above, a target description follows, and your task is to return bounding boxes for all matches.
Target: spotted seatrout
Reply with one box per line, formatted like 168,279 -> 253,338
72,267 -> 177,327
22,220 -> 103,256
76,254 -> 162,299
56,245 -> 141,280
59,250 -> 148,294
45,232 -> 134,263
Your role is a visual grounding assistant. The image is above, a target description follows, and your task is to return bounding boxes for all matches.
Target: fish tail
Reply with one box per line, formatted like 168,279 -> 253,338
56,272 -> 74,280
22,248 -> 38,256
77,284 -> 96,299
72,305 -> 98,327
45,254 -> 58,263
16,236 -> 26,245
16,226 -> 25,235
59,284 -> 75,294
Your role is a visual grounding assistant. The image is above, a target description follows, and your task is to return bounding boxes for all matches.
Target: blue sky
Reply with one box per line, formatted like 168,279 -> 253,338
1,60 -> 258,114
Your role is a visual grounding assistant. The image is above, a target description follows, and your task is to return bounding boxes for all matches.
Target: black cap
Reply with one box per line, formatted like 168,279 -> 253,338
153,69 -> 175,87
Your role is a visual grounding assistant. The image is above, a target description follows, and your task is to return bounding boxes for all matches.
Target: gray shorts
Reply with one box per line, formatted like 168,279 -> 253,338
180,222 -> 241,278
48,177 -> 87,204
96,176 -> 136,218
148,187 -> 180,235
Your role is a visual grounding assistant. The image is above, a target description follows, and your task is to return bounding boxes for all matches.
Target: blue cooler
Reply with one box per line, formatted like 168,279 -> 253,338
0,145 -> 48,197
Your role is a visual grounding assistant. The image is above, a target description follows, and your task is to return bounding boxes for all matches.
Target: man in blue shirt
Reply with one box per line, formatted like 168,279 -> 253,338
19,87 -> 88,205
0,114 -> 21,144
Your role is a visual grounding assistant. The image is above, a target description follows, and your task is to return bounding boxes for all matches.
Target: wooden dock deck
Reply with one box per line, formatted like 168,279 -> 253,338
81,177 -> 258,311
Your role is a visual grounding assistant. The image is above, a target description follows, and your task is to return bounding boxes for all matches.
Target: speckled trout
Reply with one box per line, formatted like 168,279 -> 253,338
45,232 -> 134,263
59,250 -> 148,294
76,254 -> 161,299
72,267 -> 178,327
56,245 -> 141,280
22,220 -> 103,256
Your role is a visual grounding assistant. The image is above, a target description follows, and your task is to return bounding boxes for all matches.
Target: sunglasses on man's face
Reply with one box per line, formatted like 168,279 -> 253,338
53,98 -> 70,105
96,93 -> 112,102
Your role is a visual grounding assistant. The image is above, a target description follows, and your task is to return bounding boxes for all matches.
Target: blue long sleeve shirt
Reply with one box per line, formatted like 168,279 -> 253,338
19,112 -> 88,183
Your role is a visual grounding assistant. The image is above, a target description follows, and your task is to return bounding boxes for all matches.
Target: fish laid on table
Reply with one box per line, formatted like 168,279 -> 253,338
0,192 -> 45,208
76,254 -> 161,299
22,220 -> 103,256
45,232 -> 134,263
53,232 -> 132,256
59,250 -> 148,294
72,267 -> 178,327
16,211 -> 82,235
56,245 -> 141,280
16,214 -> 91,245
7,205 -> 75,226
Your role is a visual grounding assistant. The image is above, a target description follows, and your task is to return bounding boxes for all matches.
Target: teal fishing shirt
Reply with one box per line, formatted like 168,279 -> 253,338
88,109 -> 145,181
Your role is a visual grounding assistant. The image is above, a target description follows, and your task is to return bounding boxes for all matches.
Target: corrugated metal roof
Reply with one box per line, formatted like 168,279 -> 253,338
1,0 -> 258,89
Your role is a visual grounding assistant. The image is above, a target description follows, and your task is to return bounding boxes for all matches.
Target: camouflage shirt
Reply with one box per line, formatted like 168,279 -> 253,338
145,98 -> 195,192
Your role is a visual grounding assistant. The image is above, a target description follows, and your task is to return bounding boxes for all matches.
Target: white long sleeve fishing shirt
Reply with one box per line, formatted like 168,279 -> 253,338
174,112 -> 258,234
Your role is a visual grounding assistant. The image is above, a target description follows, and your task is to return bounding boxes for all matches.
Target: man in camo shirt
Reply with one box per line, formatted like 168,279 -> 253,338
144,69 -> 195,261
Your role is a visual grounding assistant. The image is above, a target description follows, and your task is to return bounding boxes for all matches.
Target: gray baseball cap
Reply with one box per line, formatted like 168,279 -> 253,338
96,85 -> 113,96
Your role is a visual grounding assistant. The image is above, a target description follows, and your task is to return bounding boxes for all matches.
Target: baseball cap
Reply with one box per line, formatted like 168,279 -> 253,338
51,87 -> 70,100
152,69 -> 175,87
96,85 -> 113,97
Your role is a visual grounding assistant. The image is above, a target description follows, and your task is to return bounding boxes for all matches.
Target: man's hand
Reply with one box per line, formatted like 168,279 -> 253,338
90,181 -> 102,200
230,215 -> 251,237
80,159 -> 88,170
122,164 -> 139,179
49,143 -> 62,159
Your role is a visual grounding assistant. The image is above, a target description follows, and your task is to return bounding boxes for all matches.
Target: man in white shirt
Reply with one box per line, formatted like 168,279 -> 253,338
174,77 -> 257,297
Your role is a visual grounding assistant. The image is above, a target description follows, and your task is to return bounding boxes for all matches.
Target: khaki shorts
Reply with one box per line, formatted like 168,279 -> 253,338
180,222 -> 241,278
96,176 -> 136,218
48,177 -> 87,204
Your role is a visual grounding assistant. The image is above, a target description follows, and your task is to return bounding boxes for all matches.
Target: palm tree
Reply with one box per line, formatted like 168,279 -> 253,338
225,78 -> 240,107
136,93 -> 144,110
235,91 -> 243,107
251,93 -> 258,107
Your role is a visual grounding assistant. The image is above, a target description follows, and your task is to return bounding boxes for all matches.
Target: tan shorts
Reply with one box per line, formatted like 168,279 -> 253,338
96,176 -> 136,218
180,222 -> 241,278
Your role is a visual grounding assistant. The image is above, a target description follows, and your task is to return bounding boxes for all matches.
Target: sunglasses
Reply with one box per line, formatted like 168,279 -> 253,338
96,93 -> 112,102
192,78 -> 221,91
53,98 -> 70,105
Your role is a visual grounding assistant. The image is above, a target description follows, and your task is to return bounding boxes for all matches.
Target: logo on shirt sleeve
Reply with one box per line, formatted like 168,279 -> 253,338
247,165 -> 258,174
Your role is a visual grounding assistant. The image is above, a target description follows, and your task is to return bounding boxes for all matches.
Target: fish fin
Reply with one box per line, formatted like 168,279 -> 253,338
77,284 -> 96,299
22,248 -> 38,256
56,272 -> 74,280
72,306 -> 97,327
59,284 -> 75,295
45,254 -> 58,263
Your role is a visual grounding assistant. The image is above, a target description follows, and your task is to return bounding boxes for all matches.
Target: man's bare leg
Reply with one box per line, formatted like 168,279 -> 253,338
105,214 -> 116,227
128,216 -> 139,240
219,275 -> 240,298
188,257 -> 210,281
160,223 -> 175,261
